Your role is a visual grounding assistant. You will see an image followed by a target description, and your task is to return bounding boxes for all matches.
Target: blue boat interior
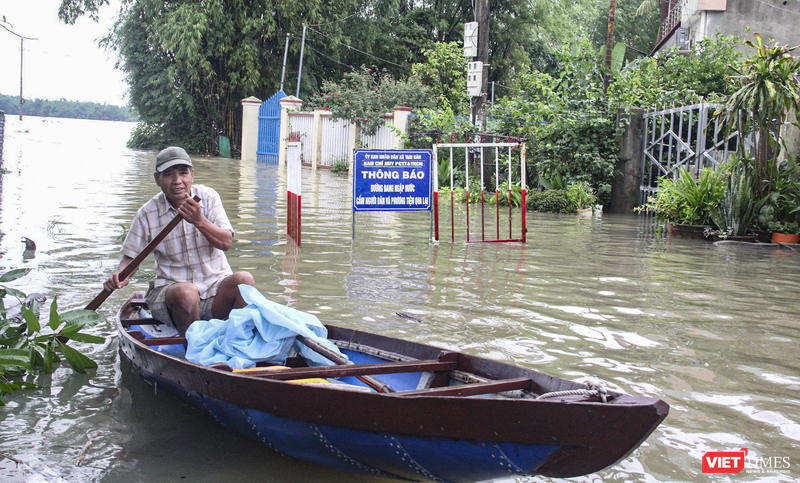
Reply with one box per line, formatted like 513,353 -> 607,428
128,323 -> 424,392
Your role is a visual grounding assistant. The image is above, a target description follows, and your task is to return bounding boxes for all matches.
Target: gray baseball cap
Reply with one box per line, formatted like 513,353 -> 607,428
155,146 -> 193,172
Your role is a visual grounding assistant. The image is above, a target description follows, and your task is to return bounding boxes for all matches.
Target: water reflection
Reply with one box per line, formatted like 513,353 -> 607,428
1,117 -> 799,482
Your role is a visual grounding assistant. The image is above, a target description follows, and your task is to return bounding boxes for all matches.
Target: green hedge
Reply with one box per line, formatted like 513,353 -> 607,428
527,190 -> 576,214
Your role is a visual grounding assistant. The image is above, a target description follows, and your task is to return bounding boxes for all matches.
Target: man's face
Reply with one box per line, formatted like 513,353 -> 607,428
155,165 -> 194,207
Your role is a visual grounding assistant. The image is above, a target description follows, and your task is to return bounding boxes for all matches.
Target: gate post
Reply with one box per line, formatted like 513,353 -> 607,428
608,107 -> 644,214
311,106 -> 325,170
240,96 -> 262,162
392,107 -> 412,149
279,95 -> 303,166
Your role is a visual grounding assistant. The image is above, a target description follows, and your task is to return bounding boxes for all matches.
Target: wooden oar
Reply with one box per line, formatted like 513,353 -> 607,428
85,195 -> 201,311
296,335 -> 395,393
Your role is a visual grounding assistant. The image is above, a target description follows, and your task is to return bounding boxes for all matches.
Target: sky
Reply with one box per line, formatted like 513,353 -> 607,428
0,0 -> 128,106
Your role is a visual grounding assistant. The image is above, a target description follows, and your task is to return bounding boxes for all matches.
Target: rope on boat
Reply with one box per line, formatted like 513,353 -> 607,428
536,382 -> 608,403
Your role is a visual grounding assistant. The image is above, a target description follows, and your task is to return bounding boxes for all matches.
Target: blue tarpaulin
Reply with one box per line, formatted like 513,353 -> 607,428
185,284 -> 346,369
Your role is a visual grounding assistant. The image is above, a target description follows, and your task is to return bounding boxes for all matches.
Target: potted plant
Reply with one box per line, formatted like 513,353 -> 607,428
767,221 -> 800,243
707,156 -> 763,242
758,160 -> 800,243
636,167 -> 725,238
567,182 -> 597,215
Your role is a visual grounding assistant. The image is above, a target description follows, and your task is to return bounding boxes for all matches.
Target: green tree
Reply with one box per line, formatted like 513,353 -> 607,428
104,0 -> 353,154
309,67 -> 434,136
411,42 -> 468,112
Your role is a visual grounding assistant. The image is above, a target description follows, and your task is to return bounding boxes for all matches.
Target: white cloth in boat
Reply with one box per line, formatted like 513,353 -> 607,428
185,284 -> 347,369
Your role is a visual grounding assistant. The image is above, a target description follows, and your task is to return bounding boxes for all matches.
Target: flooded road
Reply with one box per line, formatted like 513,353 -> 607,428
0,117 -> 798,482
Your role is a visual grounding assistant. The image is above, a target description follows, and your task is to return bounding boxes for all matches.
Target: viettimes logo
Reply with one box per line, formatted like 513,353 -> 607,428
702,448 -> 792,475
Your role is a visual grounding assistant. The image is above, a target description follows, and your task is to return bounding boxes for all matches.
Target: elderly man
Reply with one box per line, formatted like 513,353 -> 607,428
105,146 -> 255,335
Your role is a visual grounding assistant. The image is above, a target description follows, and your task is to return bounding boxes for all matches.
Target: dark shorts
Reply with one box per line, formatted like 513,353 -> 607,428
145,278 -> 224,327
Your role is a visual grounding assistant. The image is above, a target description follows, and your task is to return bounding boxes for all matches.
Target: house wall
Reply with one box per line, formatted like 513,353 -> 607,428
720,0 -> 800,47
655,0 -> 799,54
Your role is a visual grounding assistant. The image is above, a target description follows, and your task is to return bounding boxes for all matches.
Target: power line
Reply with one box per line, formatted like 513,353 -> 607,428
306,26 -> 409,69
308,12 -> 360,27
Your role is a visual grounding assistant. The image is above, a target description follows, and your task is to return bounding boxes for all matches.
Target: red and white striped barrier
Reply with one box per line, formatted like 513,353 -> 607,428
287,141 -> 302,244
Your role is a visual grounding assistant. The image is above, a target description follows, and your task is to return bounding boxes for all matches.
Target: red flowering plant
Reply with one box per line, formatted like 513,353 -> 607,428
308,67 -> 434,136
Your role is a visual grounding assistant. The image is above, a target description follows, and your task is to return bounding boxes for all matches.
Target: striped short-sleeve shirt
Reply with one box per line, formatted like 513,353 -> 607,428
122,184 -> 234,299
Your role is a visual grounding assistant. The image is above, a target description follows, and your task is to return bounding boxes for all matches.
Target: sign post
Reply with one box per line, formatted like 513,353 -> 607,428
352,149 -> 433,239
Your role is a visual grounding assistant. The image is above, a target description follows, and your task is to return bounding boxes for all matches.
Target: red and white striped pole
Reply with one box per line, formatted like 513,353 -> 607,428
287,141 -> 302,244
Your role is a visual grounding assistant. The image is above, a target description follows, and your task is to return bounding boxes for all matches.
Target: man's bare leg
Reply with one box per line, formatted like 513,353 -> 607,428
165,282 -> 201,336
211,271 -> 256,320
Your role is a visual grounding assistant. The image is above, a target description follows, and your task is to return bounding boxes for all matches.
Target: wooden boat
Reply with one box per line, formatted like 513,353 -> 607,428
117,292 -> 669,482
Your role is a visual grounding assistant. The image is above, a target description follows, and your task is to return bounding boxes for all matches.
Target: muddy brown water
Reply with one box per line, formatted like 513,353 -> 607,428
0,117 -> 798,482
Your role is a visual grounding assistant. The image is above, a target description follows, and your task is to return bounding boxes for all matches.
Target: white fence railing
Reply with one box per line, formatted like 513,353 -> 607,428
284,109 -> 405,168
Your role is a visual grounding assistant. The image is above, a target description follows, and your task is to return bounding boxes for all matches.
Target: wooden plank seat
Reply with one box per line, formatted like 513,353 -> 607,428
120,317 -> 166,327
229,359 -> 458,381
395,377 -> 533,398
127,330 -> 187,346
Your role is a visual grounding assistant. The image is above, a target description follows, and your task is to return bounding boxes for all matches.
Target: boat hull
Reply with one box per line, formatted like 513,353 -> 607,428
117,294 -> 668,482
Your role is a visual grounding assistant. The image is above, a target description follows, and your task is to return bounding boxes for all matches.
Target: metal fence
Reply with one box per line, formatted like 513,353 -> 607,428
285,111 -> 395,167
639,103 -> 752,205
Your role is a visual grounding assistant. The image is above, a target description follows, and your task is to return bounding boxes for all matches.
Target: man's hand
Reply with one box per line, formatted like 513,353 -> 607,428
104,270 -> 131,291
104,255 -> 135,292
177,194 -> 206,227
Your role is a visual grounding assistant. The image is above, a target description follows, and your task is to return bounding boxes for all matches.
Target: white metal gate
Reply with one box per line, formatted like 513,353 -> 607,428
640,103 -> 753,205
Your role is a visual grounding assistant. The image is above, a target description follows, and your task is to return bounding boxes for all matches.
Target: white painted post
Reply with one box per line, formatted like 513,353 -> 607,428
240,96 -> 262,162
392,106 -> 412,149
278,95 -> 303,166
311,107 -> 325,170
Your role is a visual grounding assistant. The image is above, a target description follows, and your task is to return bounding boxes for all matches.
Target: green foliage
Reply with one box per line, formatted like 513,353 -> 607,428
637,167 -> 726,225
541,172 -> 568,191
487,181 -> 523,207
767,221 -> 800,235
608,33 -> 741,110
758,160 -> 800,229
331,160 -> 349,174
310,68 -> 434,136
589,0 -> 660,65
0,93 -> 135,122
490,41 -> 618,199
567,182 -> 597,210
411,42 -> 468,113
710,159 -> 764,236
0,269 -> 105,405
527,189 -> 576,214
725,33 -> 800,197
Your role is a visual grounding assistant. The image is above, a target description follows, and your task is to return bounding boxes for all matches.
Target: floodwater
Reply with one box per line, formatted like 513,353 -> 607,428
0,117 -> 798,482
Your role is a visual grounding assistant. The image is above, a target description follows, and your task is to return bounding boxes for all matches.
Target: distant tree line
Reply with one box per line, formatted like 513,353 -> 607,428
0,93 -> 137,122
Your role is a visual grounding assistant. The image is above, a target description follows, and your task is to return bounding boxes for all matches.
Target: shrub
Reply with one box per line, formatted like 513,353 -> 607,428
528,189 -> 576,214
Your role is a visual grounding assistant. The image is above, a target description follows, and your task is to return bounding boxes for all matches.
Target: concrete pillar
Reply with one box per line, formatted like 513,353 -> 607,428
240,96 -> 262,162
608,107 -> 644,214
278,96 -> 303,166
311,107 -> 325,170
779,107 -> 799,164
392,107 -> 412,149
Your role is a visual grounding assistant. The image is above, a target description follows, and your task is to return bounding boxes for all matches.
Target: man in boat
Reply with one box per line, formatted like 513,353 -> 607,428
104,146 -> 255,336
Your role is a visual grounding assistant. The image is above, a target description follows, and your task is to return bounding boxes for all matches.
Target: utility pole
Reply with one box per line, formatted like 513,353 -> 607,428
603,0 -> 617,93
20,38 -> 24,120
0,23 -> 36,120
296,24 -> 307,98
280,33 -> 290,93
471,0 -> 490,130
